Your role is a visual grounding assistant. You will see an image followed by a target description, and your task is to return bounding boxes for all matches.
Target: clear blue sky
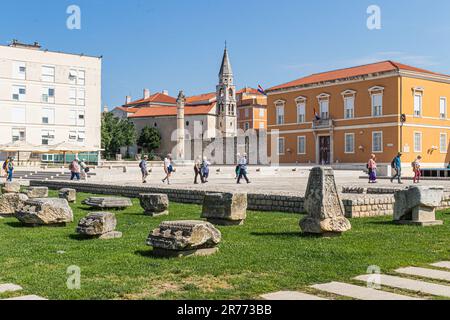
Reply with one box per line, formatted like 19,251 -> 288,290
1,0 -> 450,109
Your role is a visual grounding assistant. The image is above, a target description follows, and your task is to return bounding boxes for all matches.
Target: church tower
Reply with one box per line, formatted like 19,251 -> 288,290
216,45 -> 237,137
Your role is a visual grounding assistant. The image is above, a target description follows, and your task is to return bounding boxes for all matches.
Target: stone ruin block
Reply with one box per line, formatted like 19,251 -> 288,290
59,188 -> 77,203
201,192 -> 247,225
139,193 -> 169,217
394,186 -> 444,226
82,197 -> 132,209
300,167 -> 351,236
0,193 -> 28,216
1,182 -> 21,194
76,212 -> 122,240
24,187 -> 48,199
146,220 -> 221,257
15,198 -> 73,227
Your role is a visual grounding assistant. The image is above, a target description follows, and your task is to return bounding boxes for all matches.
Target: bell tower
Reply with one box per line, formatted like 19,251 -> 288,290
216,44 -> 237,137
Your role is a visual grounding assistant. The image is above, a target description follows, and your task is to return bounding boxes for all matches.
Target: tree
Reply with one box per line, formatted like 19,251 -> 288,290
138,126 -> 161,154
101,113 -> 137,159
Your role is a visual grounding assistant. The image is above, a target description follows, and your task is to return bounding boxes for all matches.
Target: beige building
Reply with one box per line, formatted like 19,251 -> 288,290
0,40 -> 102,163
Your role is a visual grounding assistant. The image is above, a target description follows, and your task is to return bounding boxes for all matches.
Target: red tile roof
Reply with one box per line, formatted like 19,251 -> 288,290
129,103 -> 216,118
237,87 -> 261,95
114,106 -> 139,113
186,92 -> 217,104
267,61 -> 449,92
127,92 -> 177,106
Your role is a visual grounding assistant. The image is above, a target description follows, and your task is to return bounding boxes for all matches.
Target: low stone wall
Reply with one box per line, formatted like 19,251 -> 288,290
29,180 -> 450,218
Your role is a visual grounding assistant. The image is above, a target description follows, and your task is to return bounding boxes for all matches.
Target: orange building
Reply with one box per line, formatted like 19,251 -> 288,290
236,87 -> 267,131
266,61 -> 450,170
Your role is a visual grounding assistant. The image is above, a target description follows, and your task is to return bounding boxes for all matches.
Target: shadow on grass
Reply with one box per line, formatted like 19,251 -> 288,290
135,249 -> 173,260
250,231 -> 324,238
69,234 -> 96,241
368,221 -> 398,226
4,221 -> 25,228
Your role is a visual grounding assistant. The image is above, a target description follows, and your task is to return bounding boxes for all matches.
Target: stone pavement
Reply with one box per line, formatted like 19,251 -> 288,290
261,261 -> 450,300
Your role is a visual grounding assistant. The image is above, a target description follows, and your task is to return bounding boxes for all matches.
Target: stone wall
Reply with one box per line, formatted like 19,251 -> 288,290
30,180 -> 450,218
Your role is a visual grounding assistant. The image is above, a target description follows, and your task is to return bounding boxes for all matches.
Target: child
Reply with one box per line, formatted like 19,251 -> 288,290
412,156 -> 422,184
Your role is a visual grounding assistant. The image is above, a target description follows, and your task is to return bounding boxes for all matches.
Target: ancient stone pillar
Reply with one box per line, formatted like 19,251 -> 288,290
300,167 -> 351,236
176,90 -> 186,160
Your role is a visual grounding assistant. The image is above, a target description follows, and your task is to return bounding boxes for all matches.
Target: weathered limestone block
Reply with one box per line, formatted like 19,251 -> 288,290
1,182 -> 21,194
147,220 -> 221,257
0,193 -> 28,215
15,198 -> 73,226
139,193 -> 169,217
24,187 -> 48,199
82,197 -> 132,209
394,186 -> 444,226
300,167 -> 351,236
76,212 -> 122,239
59,188 -> 77,203
201,192 -> 247,225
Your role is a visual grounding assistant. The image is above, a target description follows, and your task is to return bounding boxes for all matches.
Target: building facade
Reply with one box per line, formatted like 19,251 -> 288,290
266,61 -> 450,168
237,87 -> 267,131
0,40 -> 102,162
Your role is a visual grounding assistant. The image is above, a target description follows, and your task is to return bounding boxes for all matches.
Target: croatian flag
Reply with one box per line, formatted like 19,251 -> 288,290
257,85 -> 266,95
314,109 -> 321,120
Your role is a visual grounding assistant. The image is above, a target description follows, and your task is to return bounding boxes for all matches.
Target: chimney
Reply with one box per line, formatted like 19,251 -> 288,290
162,90 -> 169,96
125,95 -> 131,104
143,88 -> 150,99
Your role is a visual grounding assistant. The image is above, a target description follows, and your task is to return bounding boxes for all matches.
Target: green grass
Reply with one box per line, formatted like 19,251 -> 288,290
0,191 -> 449,300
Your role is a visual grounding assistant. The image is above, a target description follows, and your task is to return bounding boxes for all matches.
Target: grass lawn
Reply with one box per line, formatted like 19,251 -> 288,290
0,190 -> 449,300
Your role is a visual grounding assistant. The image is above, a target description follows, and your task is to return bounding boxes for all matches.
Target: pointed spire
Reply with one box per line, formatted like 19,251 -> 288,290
219,44 -> 233,78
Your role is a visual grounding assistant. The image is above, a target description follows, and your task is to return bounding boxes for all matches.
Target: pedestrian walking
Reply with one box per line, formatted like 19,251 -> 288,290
412,155 -> 422,184
194,156 -> 203,184
390,152 -> 403,184
79,158 -> 89,181
235,153 -> 241,179
237,153 -> 250,184
3,157 -> 14,182
139,155 -> 149,183
201,156 -> 210,183
162,154 -> 174,185
367,154 -> 377,183
69,158 -> 81,181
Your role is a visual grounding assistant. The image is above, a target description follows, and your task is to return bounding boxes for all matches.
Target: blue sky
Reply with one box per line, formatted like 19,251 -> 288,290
1,0 -> 450,109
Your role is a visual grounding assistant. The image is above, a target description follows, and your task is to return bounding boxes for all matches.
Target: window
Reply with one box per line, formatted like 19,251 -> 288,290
440,98 -> 447,119
13,62 -> 26,80
11,107 -> 26,123
414,94 -> 422,117
245,108 -> 249,118
77,89 -> 85,106
12,128 -> 25,142
372,131 -> 383,153
42,66 -> 55,82
69,131 -> 77,141
414,132 -> 422,153
42,87 -> 55,103
259,108 -> 264,117
440,133 -> 448,153
275,102 -> 285,125
297,136 -> 306,154
371,94 -> 383,116
77,131 -> 86,143
244,122 -> 250,131
345,133 -> 355,153
259,122 -> 265,129
344,97 -> 354,119
297,102 -> 306,123
41,130 -> 55,145
277,137 -> 285,155
69,88 -> 77,105
12,85 -> 26,101
69,69 -> 86,85
42,108 -> 55,125
69,110 -> 77,125
69,110 -> 85,126
319,100 -> 329,119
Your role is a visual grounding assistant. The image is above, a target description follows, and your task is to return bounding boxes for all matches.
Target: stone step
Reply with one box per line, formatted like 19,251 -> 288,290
311,282 -> 421,300
354,274 -> 450,298
0,283 -> 22,293
2,295 -> 47,300
261,291 -> 328,300
431,261 -> 450,270
395,267 -> 450,282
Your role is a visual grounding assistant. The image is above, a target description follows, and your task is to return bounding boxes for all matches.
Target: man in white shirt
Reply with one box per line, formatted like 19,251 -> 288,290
237,153 -> 250,184
162,154 -> 173,185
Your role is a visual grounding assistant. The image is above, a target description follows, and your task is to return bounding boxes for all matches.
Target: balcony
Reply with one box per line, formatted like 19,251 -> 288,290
312,119 -> 334,130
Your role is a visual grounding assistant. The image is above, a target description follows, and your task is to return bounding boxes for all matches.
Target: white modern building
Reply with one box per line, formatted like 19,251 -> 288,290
0,40 -> 102,163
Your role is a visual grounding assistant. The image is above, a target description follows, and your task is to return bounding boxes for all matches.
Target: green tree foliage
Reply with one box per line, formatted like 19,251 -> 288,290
138,126 -> 161,154
101,113 -> 137,158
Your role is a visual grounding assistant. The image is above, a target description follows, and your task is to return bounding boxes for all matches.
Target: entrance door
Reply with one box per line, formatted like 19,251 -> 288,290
319,136 -> 331,165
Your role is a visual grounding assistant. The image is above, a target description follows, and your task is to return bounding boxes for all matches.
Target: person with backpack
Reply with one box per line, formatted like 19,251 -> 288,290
2,158 -> 8,178
237,153 -> 251,184
367,154 -> 377,183
193,156 -> 204,184
79,159 -> 89,181
3,157 -> 14,182
201,156 -> 210,183
162,154 -> 174,185
390,152 -> 403,184
412,155 -> 422,184
139,155 -> 149,183
69,158 -> 81,181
